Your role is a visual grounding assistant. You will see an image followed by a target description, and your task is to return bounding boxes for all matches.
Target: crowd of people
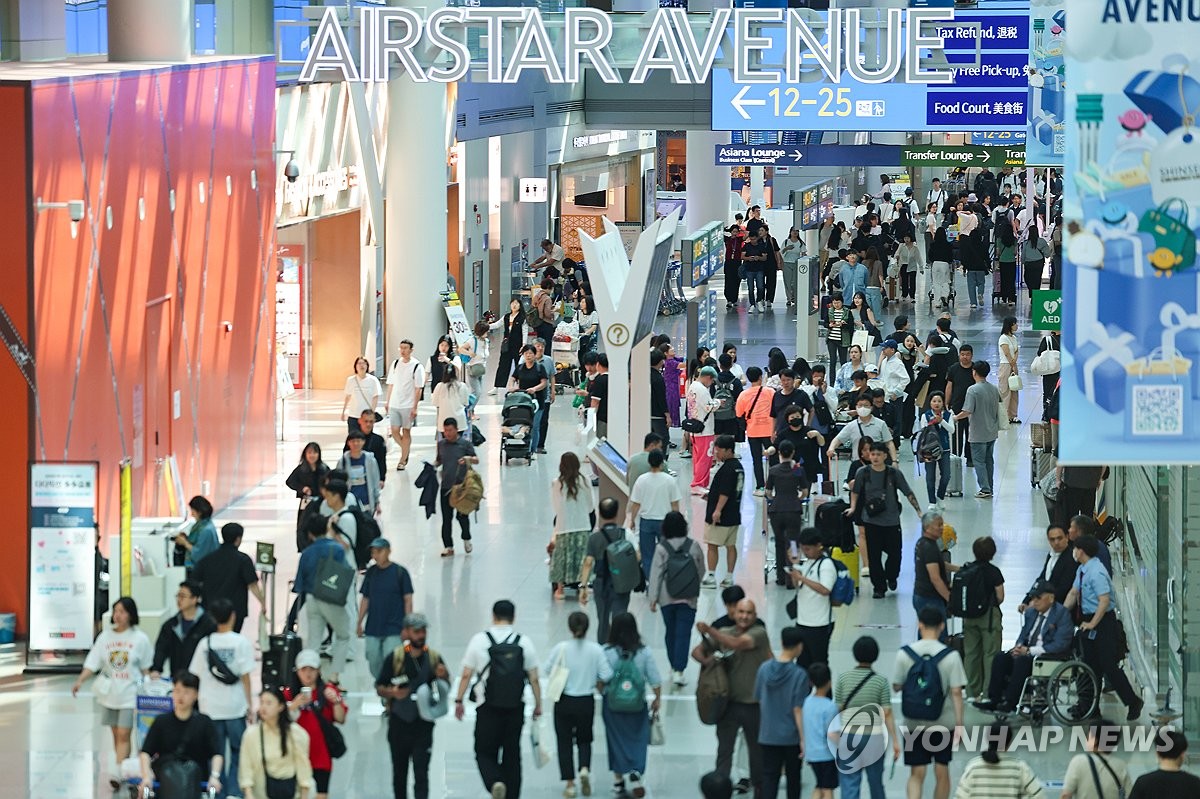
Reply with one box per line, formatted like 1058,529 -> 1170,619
69,188 -> 1197,799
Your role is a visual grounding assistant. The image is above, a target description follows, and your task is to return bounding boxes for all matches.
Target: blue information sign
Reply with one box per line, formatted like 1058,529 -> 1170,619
715,144 -> 805,167
711,11 -> 1029,132
971,130 -> 1026,145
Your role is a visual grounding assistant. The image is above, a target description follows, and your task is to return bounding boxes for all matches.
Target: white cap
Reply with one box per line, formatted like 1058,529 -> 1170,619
295,649 -> 321,670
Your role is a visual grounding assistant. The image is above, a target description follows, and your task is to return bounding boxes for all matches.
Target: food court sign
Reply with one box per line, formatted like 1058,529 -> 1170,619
293,7 -> 961,86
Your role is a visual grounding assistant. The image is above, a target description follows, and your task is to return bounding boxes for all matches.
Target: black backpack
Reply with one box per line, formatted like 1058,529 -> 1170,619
713,377 -> 737,421
815,499 -> 855,551
949,561 -> 994,619
916,423 -> 944,463
336,507 -> 381,570
812,391 -> 835,428
663,541 -> 701,599
475,633 -> 526,709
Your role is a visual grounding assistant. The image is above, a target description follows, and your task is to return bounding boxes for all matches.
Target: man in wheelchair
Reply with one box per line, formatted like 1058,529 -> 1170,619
975,580 -> 1072,713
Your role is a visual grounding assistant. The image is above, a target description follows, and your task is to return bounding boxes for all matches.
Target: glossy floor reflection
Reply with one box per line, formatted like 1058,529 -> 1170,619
4,273 -> 1161,798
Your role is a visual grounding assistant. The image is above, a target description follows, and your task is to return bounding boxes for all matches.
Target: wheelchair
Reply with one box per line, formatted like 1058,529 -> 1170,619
982,633 -> 1100,727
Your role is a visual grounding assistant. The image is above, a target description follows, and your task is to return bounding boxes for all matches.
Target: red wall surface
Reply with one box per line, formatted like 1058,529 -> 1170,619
0,85 -> 32,632
5,59 -> 277,633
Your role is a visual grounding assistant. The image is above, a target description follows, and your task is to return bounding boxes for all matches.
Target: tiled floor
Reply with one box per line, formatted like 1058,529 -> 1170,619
2,271 -> 1162,798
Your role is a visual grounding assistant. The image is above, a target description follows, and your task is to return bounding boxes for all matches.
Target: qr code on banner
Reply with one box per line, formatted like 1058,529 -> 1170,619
1130,383 -> 1185,436
1054,133 -> 1066,154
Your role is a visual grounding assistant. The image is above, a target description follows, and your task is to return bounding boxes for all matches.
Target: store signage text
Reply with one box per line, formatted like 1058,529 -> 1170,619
298,6 -> 956,86
283,165 -> 360,208
573,131 -> 628,148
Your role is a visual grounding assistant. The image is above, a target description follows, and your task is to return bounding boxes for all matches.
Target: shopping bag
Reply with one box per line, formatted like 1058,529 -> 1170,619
1138,198 -> 1196,273
650,713 -> 666,746
530,717 -> 551,768
851,330 -> 872,353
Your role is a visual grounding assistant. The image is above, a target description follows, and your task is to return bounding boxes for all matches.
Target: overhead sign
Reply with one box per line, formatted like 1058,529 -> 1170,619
682,222 -> 725,288
715,144 -> 803,167
901,144 -> 1025,169
711,11 -> 1029,132
28,463 -> 98,656
971,131 -> 1026,144
1061,5 -> 1200,464
1032,290 -> 1062,331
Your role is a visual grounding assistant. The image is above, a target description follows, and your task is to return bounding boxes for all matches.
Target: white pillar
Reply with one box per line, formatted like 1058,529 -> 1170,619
108,0 -> 190,61
464,138 -> 491,312
385,33 -> 448,360
500,131 -> 538,303
750,166 -> 765,207
0,0 -> 66,60
685,130 -> 731,231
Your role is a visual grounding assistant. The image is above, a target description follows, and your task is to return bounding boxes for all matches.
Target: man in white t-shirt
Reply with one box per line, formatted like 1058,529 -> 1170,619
529,238 -> 565,281
790,529 -> 837,669
454,600 -> 542,799
627,449 -> 683,578
386,339 -> 425,471
892,605 -> 966,799
187,598 -> 255,798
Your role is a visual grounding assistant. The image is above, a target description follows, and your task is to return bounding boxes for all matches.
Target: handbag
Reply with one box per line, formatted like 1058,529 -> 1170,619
470,425 -> 486,447
1138,198 -> 1196,273
545,647 -> 569,703
681,408 -> 713,434
997,401 -> 1011,430
312,692 -> 347,758
1030,342 -> 1061,377
311,550 -> 355,605
851,329 -> 873,353
1008,374 -> 1024,391
649,712 -> 665,746
530,717 -> 551,769
262,725 -> 299,799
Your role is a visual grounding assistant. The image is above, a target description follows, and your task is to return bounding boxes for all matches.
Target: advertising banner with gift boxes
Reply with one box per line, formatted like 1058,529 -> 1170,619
1061,5 -> 1200,464
1027,0 -> 1066,167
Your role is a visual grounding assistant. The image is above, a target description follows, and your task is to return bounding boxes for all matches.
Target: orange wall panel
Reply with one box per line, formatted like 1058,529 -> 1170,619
21,60 -> 277,633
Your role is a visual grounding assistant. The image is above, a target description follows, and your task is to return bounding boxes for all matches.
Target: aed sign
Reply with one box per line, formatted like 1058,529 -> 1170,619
1033,290 -> 1062,331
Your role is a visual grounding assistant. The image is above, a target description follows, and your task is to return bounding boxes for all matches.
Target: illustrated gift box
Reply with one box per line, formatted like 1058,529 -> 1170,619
1076,322 -> 1142,414
1161,301 -> 1200,399
1125,70 -> 1200,134
1125,351 -> 1194,439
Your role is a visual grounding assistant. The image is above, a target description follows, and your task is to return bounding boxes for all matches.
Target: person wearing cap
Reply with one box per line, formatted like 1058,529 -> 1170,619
686,366 -> 722,495
377,613 -> 450,799
191,522 -> 265,633
285,649 -> 347,799
877,339 -> 909,449
977,580 -> 1072,713
357,537 -> 415,683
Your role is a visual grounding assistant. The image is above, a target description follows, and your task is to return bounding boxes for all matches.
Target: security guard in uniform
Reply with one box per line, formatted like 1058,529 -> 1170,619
1063,535 -> 1143,721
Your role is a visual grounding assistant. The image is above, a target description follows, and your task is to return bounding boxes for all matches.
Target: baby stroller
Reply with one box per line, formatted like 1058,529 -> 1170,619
500,391 -> 537,464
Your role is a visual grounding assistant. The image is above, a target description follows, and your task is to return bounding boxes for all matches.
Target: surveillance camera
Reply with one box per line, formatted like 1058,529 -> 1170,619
67,200 -> 85,223
284,160 -> 300,184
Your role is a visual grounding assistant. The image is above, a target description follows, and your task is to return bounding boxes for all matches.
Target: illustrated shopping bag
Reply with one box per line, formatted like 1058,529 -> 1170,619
1137,198 -> 1197,273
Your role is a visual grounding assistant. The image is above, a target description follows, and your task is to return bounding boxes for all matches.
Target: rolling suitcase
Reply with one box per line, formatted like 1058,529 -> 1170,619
831,546 -> 860,591
263,631 -> 302,693
815,499 -> 855,551
946,454 -> 965,497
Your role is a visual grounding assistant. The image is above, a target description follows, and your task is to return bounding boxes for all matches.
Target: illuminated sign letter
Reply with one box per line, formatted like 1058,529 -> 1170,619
907,9 -> 954,85
465,8 -> 527,84
670,8 -> 730,83
564,9 -> 618,84
300,6 -> 361,83
844,8 -> 903,85
630,10 -> 692,84
427,8 -> 469,83
376,8 -> 427,82
734,9 -> 782,84
504,10 -> 565,83
786,9 -> 840,84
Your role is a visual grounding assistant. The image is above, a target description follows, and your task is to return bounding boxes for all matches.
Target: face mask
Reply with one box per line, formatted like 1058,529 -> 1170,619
857,407 -> 872,418
789,420 -> 803,429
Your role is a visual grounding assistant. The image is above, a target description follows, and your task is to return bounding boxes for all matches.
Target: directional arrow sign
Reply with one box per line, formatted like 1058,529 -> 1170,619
900,144 -> 1025,169
715,144 -> 804,168
729,85 -> 765,121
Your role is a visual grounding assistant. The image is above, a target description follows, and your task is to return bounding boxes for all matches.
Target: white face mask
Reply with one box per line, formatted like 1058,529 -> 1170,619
857,407 -> 872,418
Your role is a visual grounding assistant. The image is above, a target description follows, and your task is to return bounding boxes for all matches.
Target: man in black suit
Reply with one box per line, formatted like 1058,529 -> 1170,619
978,581 -> 1073,712
1018,524 -> 1077,609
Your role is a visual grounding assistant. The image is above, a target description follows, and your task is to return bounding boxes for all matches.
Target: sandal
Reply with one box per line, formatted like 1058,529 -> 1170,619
440,548 -> 455,557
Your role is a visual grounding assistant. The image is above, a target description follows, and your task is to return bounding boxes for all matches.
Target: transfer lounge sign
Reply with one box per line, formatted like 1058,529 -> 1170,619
901,144 -> 1025,169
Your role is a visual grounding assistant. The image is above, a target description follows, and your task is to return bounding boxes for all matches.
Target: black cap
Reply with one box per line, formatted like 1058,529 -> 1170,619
1031,580 -> 1057,597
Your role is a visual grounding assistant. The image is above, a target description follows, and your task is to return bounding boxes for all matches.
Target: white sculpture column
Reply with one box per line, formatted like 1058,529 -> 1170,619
384,3 -> 449,359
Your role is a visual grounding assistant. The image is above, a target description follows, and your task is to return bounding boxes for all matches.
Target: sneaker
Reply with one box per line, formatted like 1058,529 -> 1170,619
564,787 -> 577,799
487,388 -> 497,396
611,781 -> 626,796
759,302 -> 768,312
666,469 -> 679,477
753,488 -> 766,497
680,450 -> 692,459
1128,697 -> 1145,721
672,670 -> 687,686
628,772 -> 646,798
464,541 -> 473,554
734,777 -> 752,795
975,490 -> 993,499
492,783 -> 507,799
580,768 -> 592,797
872,590 -> 886,599
701,573 -> 718,588
748,304 -> 759,314
927,502 -> 938,511
440,548 -> 455,557
720,576 -> 734,587
888,579 -> 898,591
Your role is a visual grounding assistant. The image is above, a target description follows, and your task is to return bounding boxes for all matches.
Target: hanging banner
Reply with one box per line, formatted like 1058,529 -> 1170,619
1061,7 -> 1200,464
1026,0 -> 1066,166
28,463 -> 98,656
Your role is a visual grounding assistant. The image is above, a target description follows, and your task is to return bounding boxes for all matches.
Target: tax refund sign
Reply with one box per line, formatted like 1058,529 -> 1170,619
711,9 -> 1028,132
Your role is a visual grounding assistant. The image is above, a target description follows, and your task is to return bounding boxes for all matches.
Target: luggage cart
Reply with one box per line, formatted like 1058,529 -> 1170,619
552,335 -> 581,396
659,260 -> 688,316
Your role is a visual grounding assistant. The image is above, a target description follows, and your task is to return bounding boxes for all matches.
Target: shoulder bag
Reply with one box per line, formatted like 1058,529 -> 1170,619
354,377 -> 384,423
682,407 -> 713,434
467,336 -> 488,378
545,646 -> 570,703
311,688 -> 347,759
1086,753 -> 1127,799
261,725 -> 299,799
738,387 -> 766,437
840,669 -> 877,712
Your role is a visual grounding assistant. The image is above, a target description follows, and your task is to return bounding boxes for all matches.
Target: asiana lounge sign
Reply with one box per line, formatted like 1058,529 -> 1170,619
297,6 -> 960,86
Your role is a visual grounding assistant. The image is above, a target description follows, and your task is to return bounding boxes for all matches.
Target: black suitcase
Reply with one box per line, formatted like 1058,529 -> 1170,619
815,498 -> 855,551
263,632 -> 302,693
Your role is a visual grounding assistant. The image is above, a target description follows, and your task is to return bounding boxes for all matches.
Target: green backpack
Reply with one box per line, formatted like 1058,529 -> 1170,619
605,650 -> 646,713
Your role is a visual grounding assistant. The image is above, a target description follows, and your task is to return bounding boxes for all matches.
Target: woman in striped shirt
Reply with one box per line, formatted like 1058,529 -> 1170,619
954,722 -> 1045,798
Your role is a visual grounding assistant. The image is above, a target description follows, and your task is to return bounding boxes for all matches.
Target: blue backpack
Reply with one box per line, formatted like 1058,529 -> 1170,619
900,645 -> 953,721
827,557 -> 856,607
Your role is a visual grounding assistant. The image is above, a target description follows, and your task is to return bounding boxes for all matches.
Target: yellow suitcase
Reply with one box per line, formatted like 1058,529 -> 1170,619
831,546 -> 860,591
